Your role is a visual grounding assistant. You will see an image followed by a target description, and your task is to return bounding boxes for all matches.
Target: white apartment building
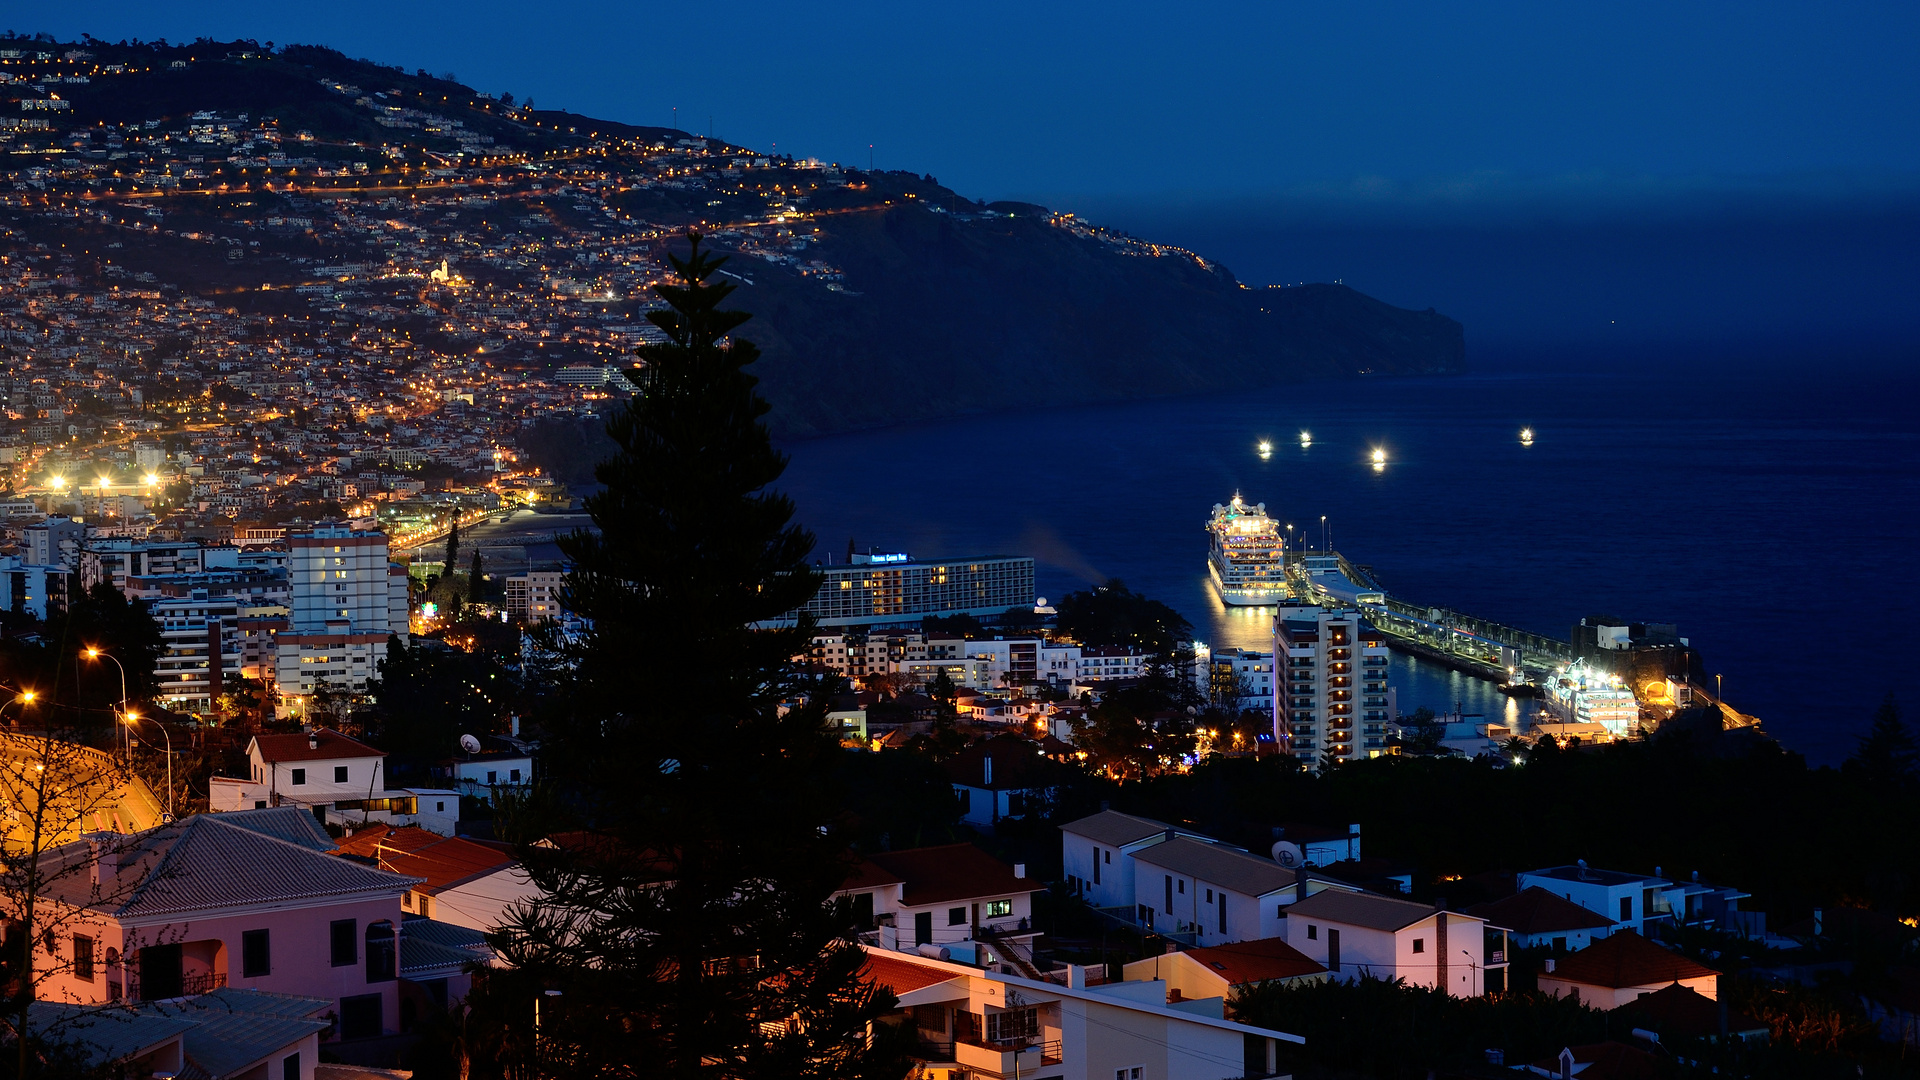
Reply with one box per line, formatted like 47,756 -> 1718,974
1208,647 -> 1275,710
25,515 -> 85,569
1272,605 -> 1396,769
83,538 -> 223,593
150,593 -> 245,713
503,570 -> 565,621
1061,810 -> 1217,913
274,523 -> 410,703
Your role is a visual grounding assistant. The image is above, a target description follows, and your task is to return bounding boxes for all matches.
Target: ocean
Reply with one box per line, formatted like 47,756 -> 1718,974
777,363 -> 1920,765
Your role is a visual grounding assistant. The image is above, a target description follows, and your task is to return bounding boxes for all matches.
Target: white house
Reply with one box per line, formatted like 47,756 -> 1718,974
838,843 -> 1044,963
1131,836 -> 1349,946
944,738 -> 1060,829
1121,936 -> 1327,1005
861,946 -> 1303,1080
209,728 -> 460,835
1465,886 -> 1616,953
1282,890 -> 1502,998
444,752 -> 535,800
1536,930 -> 1721,1008
1514,862 -> 1757,937
1059,810 -> 1216,912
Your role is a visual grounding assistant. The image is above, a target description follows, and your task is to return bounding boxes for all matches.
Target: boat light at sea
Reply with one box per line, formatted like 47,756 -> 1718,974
1520,427 -> 1535,446
1371,447 -> 1387,471
1299,430 -> 1312,448
1257,439 -> 1273,457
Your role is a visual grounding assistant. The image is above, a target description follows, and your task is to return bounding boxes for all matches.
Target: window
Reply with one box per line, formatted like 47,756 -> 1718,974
331,919 -> 357,966
1620,896 -> 1633,921
254,800 -> 267,810
365,922 -> 396,983
290,768 -> 306,786
1308,924 -> 1318,940
242,929 -> 271,978
335,765 -> 349,783
283,1053 -> 300,1080
1115,1068 -> 1144,1080
1205,888 -> 1213,903
1092,849 -> 1101,885
1104,850 -> 1111,864
509,768 -> 522,782
986,1006 -> 1038,1041
73,935 -> 94,981
948,907 -> 967,926
340,993 -> 382,1039
985,899 -> 1012,918
486,771 -> 497,785
436,801 -> 445,812
1178,880 -> 1185,894
1412,938 -> 1425,954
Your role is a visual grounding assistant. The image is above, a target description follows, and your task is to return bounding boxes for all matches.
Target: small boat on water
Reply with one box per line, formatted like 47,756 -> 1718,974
1299,430 -> 1312,448
1520,427 -> 1535,447
1257,440 -> 1272,457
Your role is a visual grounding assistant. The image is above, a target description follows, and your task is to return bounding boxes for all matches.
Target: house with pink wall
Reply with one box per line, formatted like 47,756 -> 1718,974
31,807 -> 488,1043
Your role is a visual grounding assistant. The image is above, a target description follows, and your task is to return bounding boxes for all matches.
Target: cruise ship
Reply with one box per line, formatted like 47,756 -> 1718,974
1207,494 -> 1288,606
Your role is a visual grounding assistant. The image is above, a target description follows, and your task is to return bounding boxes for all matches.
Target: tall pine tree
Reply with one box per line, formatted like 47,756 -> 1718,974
486,235 -> 907,1079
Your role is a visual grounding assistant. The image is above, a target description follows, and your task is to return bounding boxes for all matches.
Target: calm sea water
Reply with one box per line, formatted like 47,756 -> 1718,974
778,364 -> 1920,765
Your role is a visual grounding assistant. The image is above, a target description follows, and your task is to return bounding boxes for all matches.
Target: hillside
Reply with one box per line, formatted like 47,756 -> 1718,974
0,35 -> 1464,441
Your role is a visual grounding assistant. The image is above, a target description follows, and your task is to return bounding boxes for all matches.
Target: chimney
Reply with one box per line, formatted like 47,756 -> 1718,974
1813,908 -> 1823,936
1544,958 -> 1556,973
1167,987 -> 1184,1003
1013,863 -> 1026,879
509,713 -> 521,738
87,835 -> 117,888
307,730 -> 320,751
983,756 -> 992,786
1164,941 -> 1178,955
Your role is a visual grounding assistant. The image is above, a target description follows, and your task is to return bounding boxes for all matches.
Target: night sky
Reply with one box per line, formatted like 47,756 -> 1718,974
23,1 -> 1920,353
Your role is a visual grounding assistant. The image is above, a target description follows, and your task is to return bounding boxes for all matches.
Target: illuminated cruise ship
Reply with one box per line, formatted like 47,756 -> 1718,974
1207,495 -> 1287,606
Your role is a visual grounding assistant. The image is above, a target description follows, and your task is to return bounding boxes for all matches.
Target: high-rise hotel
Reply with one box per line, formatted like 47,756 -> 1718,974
274,523 -> 411,701
1272,605 -> 1396,769
780,552 -> 1035,627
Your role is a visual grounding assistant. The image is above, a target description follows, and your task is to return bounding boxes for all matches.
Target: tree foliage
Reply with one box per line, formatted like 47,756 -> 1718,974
1054,579 -> 1193,655
484,236 -> 906,1079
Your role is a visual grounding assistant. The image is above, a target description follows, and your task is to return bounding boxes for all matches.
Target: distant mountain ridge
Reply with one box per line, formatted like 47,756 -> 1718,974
1,34 -> 1465,440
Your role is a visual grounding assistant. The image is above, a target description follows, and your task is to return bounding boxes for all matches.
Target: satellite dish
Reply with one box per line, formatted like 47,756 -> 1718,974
1036,597 -> 1048,608
459,734 -> 482,755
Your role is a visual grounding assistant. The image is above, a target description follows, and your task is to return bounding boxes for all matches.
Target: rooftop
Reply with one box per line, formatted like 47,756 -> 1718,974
334,824 -> 518,894
1180,936 -> 1326,985
1525,864 -> 1669,889
250,727 -> 384,762
862,843 -> 1037,907
1544,930 -> 1719,989
1131,837 -> 1299,898
1467,886 -> 1618,936
1058,808 -> 1181,848
1284,889 -> 1444,932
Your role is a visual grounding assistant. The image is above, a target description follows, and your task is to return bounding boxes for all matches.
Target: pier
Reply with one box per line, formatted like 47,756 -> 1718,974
1292,554 -> 1574,684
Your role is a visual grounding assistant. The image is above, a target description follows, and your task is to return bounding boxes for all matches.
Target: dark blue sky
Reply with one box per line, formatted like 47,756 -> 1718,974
26,1 -> 1920,349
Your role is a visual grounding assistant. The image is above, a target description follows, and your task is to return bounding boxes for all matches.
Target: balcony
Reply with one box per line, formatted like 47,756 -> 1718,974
955,1039 -> 1062,1075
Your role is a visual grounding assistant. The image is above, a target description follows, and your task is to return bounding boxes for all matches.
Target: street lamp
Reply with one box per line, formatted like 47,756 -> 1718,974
83,647 -> 130,761
0,689 -> 37,726
122,711 -> 174,822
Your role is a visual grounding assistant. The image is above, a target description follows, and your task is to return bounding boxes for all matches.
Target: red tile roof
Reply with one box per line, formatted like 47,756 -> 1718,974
841,856 -> 904,893
1184,937 -> 1325,985
252,728 -> 384,762
335,824 -> 516,894
863,843 -> 1037,907
860,951 -> 962,996
1467,886 -> 1617,935
1611,983 -> 1768,1040
1546,930 -> 1719,989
